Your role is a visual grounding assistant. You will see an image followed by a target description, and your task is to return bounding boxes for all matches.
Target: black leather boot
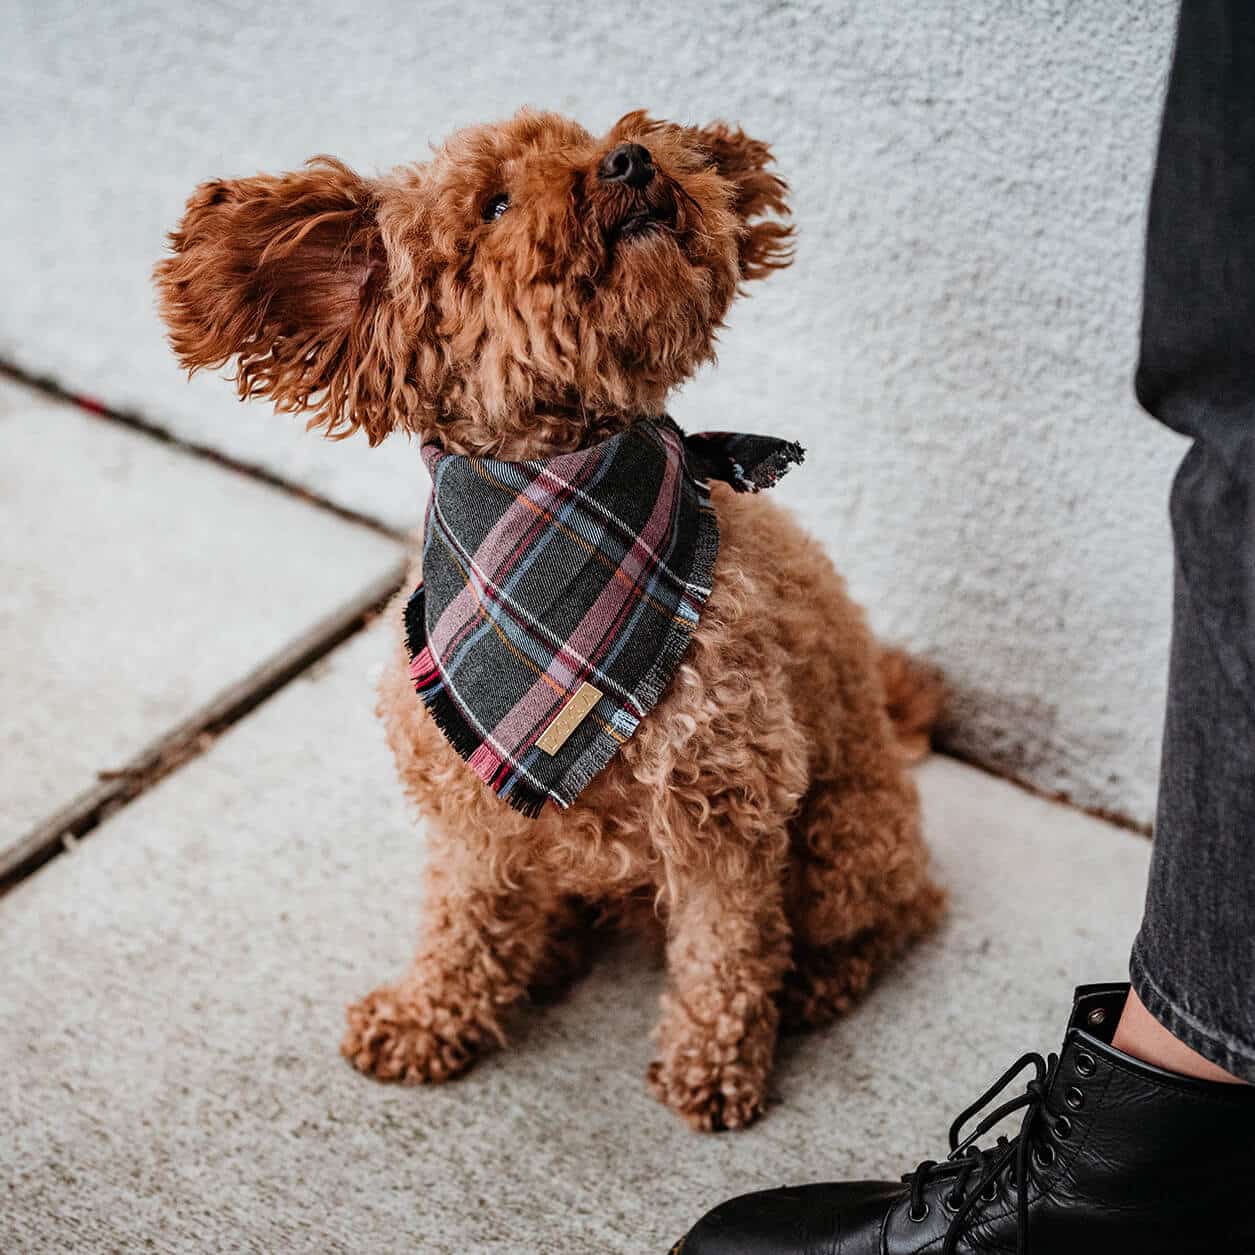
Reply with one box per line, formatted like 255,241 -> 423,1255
671,984 -> 1255,1254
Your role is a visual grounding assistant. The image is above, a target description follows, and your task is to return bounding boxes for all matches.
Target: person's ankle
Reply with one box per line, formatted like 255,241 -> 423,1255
1112,985 -> 1249,1085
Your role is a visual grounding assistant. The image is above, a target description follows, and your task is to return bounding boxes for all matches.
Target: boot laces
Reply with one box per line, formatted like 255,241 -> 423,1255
902,1051 -> 1059,1254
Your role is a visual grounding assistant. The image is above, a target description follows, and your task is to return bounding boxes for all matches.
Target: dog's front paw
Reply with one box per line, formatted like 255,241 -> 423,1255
646,999 -> 776,1132
646,1052 -> 767,1132
341,986 -> 483,1084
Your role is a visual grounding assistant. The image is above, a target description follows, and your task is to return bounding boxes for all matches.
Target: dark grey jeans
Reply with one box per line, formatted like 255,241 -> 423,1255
1130,0 -> 1255,1082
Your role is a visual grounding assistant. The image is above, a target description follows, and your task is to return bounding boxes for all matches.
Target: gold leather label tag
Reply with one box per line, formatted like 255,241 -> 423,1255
535,682 -> 604,756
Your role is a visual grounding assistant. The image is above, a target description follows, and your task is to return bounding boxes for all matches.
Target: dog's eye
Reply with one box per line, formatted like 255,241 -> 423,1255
483,194 -> 510,223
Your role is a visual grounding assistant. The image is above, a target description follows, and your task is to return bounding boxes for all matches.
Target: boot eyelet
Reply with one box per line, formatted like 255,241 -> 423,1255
1075,1051 -> 1097,1077
1065,1085 -> 1085,1110
1054,1115 -> 1073,1139
1033,1143 -> 1056,1169
980,1179 -> 1000,1202
909,1202 -> 930,1223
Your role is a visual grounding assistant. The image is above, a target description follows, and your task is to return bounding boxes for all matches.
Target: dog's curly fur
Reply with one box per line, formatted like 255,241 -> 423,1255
156,108 -> 946,1131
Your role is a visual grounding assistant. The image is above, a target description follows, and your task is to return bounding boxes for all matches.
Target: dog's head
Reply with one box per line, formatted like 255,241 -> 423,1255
156,109 -> 791,456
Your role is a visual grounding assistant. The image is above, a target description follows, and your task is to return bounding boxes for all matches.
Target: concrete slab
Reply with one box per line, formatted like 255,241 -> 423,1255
0,376 -> 403,852
0,621 -> 1152,1254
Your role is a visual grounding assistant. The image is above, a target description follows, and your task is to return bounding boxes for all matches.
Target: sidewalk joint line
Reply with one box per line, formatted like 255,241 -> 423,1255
0,561 -> 408,894
0,361 -> 409,544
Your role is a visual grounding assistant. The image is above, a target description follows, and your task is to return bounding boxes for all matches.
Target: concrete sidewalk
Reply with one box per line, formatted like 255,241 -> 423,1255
1,625 -> 1150,1252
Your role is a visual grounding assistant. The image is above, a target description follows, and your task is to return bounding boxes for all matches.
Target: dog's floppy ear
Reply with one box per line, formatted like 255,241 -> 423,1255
155,158 -> 406,444
689,123 -> 793,281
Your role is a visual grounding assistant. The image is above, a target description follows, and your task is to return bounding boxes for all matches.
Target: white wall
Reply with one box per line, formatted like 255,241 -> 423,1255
2,0 -> 1183,825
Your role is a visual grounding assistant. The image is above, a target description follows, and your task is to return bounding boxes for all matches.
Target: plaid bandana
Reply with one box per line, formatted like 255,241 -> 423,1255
405,417 -> 804,816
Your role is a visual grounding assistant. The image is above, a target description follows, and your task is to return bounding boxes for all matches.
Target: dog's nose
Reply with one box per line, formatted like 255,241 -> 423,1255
599,143 -> 654,190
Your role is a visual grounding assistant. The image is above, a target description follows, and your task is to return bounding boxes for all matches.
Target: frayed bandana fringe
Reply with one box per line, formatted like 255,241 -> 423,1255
405,416 -> 803,817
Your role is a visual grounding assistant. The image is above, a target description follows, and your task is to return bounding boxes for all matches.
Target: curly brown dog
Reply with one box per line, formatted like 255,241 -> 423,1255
156,108 -> 946,1132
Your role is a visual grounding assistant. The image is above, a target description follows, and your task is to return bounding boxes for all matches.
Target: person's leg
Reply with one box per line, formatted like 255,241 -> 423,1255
1119,0 -> 1255,1086
1118,559 -> 1255,1084
669,4 -> 1255,1251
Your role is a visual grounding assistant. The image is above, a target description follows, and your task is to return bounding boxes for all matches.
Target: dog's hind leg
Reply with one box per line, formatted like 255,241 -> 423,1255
526,895 -> 599,1006
781,882 -> 947,1032
780,770 -> 945,1033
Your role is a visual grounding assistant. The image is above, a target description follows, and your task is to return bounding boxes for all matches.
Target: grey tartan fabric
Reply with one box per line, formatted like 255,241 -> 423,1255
404,416 -> 803,815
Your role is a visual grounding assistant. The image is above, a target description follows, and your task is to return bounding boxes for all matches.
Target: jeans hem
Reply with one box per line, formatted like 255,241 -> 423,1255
1130,940 -> 1255,1083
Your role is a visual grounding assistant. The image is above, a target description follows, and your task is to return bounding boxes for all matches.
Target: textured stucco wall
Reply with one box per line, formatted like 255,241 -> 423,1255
3,1 -> 1183,824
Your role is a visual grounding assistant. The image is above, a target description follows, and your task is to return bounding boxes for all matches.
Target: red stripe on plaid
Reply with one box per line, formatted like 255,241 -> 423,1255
409,646 -> 438,685
468,743 -> 503,783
